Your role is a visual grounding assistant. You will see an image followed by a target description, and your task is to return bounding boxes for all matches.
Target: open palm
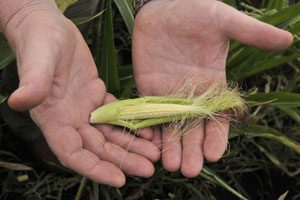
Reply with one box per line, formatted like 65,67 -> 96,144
5,5 -> 159,187
132,0 -> 293,177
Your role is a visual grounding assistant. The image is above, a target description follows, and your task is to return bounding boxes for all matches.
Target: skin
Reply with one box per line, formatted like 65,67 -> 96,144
0,0 -> 160,187
132,0 -> 293,177
0,0 -> 293,186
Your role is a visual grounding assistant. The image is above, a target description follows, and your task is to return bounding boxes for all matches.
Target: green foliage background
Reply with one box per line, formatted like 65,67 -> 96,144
1,0 -> 300,199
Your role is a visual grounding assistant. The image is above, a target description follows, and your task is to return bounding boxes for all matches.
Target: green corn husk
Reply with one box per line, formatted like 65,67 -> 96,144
90,84 -> 246,131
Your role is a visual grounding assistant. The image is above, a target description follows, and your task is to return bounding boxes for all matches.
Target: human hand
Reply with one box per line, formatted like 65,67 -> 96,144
132,0 -> 293,177
1,0 -> 159,187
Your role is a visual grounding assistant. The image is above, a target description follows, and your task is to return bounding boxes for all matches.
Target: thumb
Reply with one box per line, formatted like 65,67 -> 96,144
8,37 -> 58,111
216,2 -> 293,51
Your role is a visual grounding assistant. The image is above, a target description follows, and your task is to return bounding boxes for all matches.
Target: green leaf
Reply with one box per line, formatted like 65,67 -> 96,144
222,0 -> 236,7
264,9 -> 279,17
245,92 -> 300,107
114,0 -> 134,35
277,191 -> 289,200
266,0 -> 286,11
277,106 -> 300,124
227,47 -> 257,71
120,78 -> 134,99
247,124 -> 282,136
262,3 -> 300,26
0,43 -> 15,70
234,53 -> 300,80
0,94 -> 7,104
289,21 -> 300,34
199,167 -> 247,200
118,65 -> 133,80
246,125 -> 300,155
93,0 -> 106,68
71,9 -> 105,25
227,48 -> 287,80
228,41 -> 244,57
55,0 -> 78,13
0,161 -> 33,171
288,71 -> 300,92
184,183 -> 208,199
99,0 -> 120,97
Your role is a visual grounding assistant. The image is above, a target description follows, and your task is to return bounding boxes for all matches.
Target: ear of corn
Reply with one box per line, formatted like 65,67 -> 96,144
90,83 -> 246,131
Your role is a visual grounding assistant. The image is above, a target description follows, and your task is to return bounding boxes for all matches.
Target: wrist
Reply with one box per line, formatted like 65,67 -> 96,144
0,0 -> 59,36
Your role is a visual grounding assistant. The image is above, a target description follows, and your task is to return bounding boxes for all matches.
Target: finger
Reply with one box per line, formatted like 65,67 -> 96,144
162,126 -> 182,172
79,125 -> 154,177
203,117 -> 229,162
216,1 -> 293,51
63,148 -> 125,187
134,127 -> 154,140
181,123 -> 204,177
96,124 -> 160,162
151,126 -> 162,151
42,126 -> 125,187
103,92 -> 117,104
8,34 -> 61,111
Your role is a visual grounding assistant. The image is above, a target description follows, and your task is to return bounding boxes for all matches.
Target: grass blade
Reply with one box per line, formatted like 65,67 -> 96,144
200,167 -> 248,200
0,43 -> 15,70
75,177 -> 88,200
266,0 -> 286,11
289,21 -> 300,34
245,92 -> 300,107
184,183 -> 207,199
93,0 -> 106,69
71,9 -> 105,25
114,0 -> 134,35
55,0 -> 78,13
118,64 -> 133,81
277,106 -> 300,124
262,3 -> 300,26
99,0 -> 120,96
253,141 -> 300,177
288,71 -> 300,92
278,191 -> 289,200
120,78 -> 135,99
227,47 -> 257,71
222,0 -> 237,7
0,94 -> 7,104
235,53 -> 300,80
247,125 -> 300,155
227,49 -> 273,80
0,161 -> 33,171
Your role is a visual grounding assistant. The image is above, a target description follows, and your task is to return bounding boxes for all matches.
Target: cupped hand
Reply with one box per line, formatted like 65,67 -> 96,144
3,1 -> 159,187
132,0 -> 293,177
